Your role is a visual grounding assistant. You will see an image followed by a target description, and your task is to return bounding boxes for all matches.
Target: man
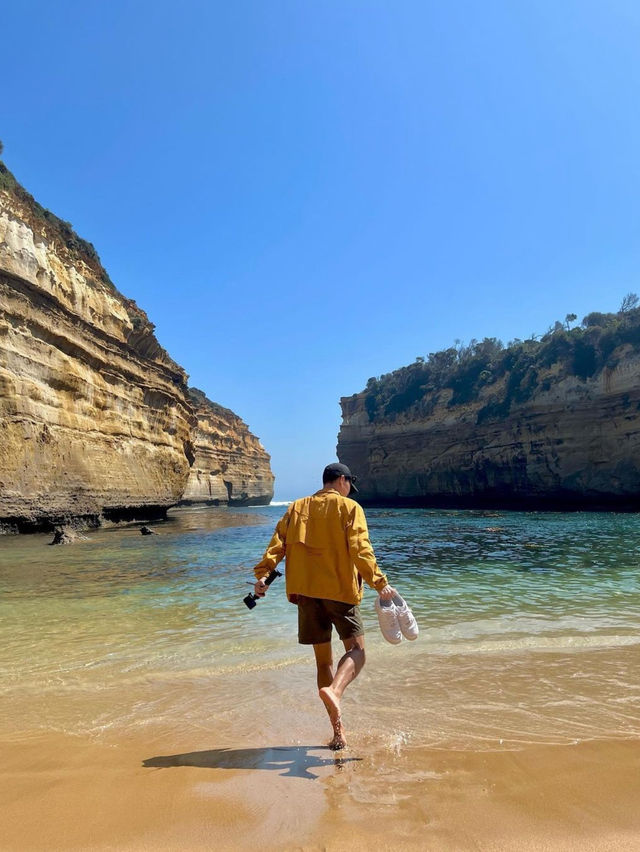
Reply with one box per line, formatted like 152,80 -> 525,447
253,462 -> 396,749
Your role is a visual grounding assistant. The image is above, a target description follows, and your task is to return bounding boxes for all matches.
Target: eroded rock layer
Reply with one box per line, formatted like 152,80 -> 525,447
181,388 -> 274,506
0,163 -> 273,530
338,349 -> 640,508
0,175 -> 197,530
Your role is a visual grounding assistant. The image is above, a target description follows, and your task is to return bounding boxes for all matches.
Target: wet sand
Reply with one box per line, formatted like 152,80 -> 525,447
2,508 -> 639,849
3,727 -> 639,851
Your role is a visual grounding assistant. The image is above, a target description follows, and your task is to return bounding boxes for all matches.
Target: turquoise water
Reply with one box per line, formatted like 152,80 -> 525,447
0,505 -> 638,749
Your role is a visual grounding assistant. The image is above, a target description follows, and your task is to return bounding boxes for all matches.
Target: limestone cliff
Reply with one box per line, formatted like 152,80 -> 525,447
338,322 -> 640,509
180,388 -> 274,506
0,161 -> 273,531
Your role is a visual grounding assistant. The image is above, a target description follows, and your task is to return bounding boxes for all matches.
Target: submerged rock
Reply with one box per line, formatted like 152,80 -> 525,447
49,527 -> 86,545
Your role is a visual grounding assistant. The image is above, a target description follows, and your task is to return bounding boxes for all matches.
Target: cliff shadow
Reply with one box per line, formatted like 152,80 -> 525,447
142,745 -> 360,781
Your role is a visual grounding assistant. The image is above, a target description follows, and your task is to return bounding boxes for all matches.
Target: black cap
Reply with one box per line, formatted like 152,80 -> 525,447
322,462 -> 359,493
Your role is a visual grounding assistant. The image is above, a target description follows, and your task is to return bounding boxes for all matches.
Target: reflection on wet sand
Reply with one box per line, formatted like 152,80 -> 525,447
143,745 -> 360,780
1,506 -> 640,849
3,731 -> 640,851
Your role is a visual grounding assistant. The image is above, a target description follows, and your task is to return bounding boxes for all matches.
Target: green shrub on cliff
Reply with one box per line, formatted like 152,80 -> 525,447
362,302 -> 640,423
0,159 -> 18,194
0,155 -> 109,284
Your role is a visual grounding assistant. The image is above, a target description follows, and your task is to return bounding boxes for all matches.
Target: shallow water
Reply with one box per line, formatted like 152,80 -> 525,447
1,505 -> 638,750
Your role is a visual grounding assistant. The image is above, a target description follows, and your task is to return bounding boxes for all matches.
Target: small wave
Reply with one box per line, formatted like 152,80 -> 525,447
423,632 -> 640,655
270,501 -> 293,507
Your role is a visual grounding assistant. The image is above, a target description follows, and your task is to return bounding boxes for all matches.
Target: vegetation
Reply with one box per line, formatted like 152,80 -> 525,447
360,297 -> 640,424
0,153 -> 108,280
0,152 -> 156,336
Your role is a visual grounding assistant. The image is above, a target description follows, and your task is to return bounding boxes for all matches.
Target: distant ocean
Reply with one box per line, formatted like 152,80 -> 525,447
1,505 -> 638,750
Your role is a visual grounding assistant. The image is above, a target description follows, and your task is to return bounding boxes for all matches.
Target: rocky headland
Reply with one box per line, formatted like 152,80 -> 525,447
338,313 -> 640,509
0,160 -> 273,532
181,387 -> 274,506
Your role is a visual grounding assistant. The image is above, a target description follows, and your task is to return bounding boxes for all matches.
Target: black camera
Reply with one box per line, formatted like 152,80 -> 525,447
243,569 -> 282,610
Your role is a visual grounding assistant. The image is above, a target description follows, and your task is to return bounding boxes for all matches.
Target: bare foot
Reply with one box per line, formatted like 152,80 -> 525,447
319,686 -> 340,724
328,726 -> 347,751
319,686 -> 347,749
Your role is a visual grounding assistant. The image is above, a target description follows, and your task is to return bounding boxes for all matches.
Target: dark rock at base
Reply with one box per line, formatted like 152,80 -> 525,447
49,528 -> 76,545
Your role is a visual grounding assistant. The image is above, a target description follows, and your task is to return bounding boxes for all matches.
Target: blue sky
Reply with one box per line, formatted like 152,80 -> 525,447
3,1 -> 640,498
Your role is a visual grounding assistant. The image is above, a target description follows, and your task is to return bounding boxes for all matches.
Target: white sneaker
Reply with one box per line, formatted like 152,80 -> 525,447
392,594 -> 419,640
375,597 -> 402,644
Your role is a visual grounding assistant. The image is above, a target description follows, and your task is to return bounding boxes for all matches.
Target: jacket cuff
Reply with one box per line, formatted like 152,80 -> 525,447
254,566 -> 270,580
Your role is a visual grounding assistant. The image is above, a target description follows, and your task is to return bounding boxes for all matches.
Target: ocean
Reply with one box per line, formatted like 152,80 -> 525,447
1,504 -> 638,752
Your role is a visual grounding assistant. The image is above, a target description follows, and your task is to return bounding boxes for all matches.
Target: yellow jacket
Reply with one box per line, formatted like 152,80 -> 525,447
253,489 -> 388,605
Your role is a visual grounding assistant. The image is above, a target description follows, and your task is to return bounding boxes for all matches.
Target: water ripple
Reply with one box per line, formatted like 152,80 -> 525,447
0,506 -> 638,747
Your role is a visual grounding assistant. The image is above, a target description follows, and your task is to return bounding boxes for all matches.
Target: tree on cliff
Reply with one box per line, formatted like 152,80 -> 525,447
0,139 -> 4,157
620,292 -> 639,313
363,303 -> 640,423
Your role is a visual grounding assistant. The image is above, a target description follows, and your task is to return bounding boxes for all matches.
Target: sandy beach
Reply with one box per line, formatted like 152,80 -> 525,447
2,508 -> 639,850
4,0 -> 640,843
3,725 -> 640,851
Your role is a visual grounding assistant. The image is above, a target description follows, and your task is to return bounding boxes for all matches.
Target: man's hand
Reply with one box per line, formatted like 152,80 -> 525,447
254,577 -> 268,597
378,584 -> 397,600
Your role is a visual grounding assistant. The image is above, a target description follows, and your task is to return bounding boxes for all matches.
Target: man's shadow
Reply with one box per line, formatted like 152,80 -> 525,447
143,745 -> 360,781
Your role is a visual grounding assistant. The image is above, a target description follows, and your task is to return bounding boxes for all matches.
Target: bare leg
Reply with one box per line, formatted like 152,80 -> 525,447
312,642 -> 334,690
318,636 -> 365,750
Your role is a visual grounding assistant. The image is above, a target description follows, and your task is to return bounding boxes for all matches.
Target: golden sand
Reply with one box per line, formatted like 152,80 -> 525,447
2,509 -> 639,850
3,726 -> 639,851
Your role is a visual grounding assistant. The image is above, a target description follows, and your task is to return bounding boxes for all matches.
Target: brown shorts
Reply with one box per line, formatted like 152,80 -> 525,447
296,596 -> 364,645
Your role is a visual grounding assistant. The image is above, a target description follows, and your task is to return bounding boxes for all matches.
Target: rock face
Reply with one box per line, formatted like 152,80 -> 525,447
338,346 -> 640,509
0,162 -> 273,531
181,388 -> 274,506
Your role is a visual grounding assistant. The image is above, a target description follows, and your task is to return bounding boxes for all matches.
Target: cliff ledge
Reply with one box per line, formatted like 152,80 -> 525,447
338,315 -> 640,509
0,160 -> 273,531
181,387 -> 274,506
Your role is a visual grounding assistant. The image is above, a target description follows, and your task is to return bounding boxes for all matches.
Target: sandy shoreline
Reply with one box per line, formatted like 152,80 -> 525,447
2,508 -> 639,850
3,727 -> 639,851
